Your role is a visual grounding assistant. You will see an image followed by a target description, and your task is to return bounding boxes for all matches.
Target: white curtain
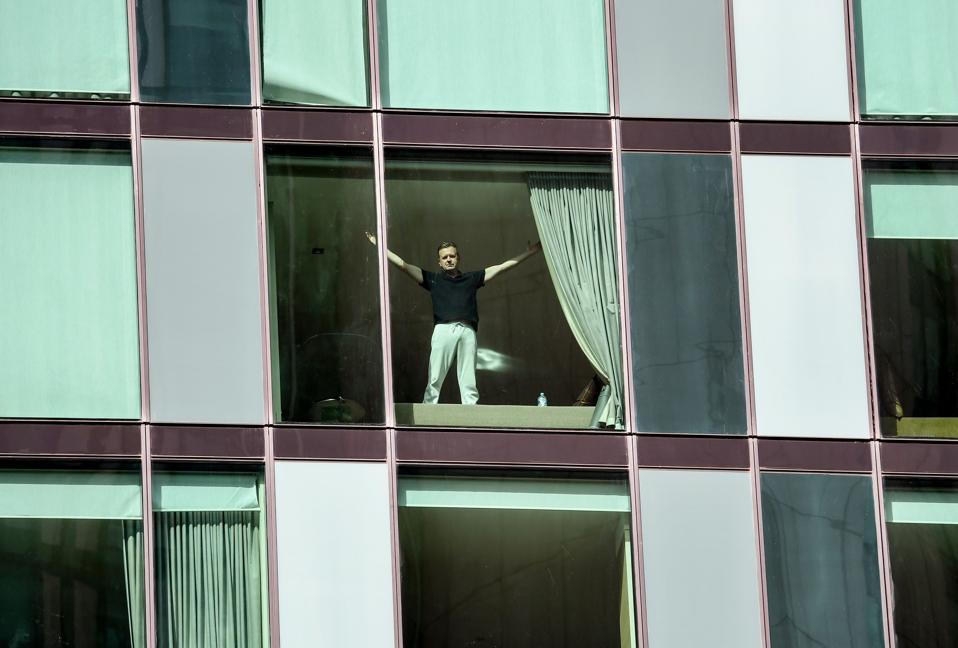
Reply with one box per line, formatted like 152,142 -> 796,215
155,510 -> 264,648
528,172 -> 624,428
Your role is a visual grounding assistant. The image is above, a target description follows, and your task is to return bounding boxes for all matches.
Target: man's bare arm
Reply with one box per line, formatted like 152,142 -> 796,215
484,241 -> 542,283
365,231 -> 424,284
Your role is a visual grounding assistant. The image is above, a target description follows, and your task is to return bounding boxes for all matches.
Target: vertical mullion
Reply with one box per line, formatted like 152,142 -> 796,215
725,0 -> 740,119
140,424 -> 157,648
871,441 -> 897,648
627,436 -> 650,648
730,122 -> 756,436
851,125 -> 880,439
386,429 -> 404,648
367,0 -> 383,111
251,111 -> 274,424
604,0 -> 618,117
844,0 -> 861,122
748,437 -> 771,648
611,120 -> 635,433
130,105 -> 151,423
126,0 -> 139,103
373,117 -> 395,427
248,0 -> 264,107
263,426 -> 282,648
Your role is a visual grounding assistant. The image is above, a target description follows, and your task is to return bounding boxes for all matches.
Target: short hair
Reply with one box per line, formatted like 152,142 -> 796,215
436,241 -> 458,256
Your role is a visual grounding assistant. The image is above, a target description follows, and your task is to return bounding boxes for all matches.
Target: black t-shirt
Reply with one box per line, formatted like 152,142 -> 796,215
420,269 -> 486,331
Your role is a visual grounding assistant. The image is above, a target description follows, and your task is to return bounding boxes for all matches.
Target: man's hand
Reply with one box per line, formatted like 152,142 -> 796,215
485,240 -> 542,283
366,231 -> 424,284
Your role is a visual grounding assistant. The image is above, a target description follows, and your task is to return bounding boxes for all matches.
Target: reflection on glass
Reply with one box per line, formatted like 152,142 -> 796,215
885,479 -> 958,647
0,139 -> 140,420
383,152 -> 623,429
137,0 -> 251,104
761,472 -> 884,648
153,471 -> 265,647
266,146 -> 383,424
0,0 -> 131,99
624,153 -> 745,434
854,0 -> 958,120
399,472 -> 635,648
865,162 -> 958,437
377,0 -> 609,113
260,0 -> 369,106
0,470 -> 144,647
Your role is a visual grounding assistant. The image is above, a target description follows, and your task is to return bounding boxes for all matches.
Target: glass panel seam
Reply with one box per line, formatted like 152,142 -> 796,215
724,0 -> 740,119
852,124 -> 882,439
386,429 -> 404,648
871,440 -> 897,648
731,122 -> 756,436
749,437 -> 772,647
252,110 -> 274,424
628,436 -> 650,648
263,427 -> 281,648
140,423 -> 157,648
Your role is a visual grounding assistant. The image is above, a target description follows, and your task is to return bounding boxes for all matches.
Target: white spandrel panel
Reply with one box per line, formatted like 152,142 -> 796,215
640,469 -> 762,648
742,155 -> 870,438
733,0 -> 850,121
275,461 -> 395,647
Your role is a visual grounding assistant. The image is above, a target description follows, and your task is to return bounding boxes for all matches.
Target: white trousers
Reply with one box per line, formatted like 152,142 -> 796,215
423,322 -> 479,405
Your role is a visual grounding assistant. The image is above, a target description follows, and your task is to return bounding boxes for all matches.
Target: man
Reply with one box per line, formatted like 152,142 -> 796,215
366,232 -> 541,404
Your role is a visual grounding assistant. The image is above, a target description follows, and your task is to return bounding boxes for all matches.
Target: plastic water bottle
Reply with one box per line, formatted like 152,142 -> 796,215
537,392 -> 548,407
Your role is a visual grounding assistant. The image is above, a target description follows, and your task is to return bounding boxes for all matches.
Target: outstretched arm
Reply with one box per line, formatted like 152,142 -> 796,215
484,241 -> 542,283
365,231 -> 424,284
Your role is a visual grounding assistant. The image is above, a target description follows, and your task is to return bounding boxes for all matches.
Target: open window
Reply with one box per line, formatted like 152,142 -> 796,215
384,151 -> 624,429
0,469 -> 145,646
265,145 -> 384,424
864,161 -> 958,437
398,470 -> 636,648
885,478 -> 958,646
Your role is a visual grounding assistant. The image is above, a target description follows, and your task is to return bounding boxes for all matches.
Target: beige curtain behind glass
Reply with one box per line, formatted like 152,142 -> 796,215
528,172 -> 624,428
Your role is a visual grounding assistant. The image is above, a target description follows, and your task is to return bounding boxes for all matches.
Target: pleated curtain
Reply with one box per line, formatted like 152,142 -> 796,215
155,510 -> 263,648
123,521 -> 148,648
528,172 -> 624,428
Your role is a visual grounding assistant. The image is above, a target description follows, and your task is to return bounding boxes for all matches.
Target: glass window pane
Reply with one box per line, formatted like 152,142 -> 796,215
384,152 -> 624,430
378,0 -> 609,113
0,140 -> 141,420
639,470 -> 762,648
624,153 -> 746,434
261,0 -> 369,106
0,0 -> 130,98
732,0 -> 850,121
742,155 -> 870,438
137,0 -> 251,104
152,471 -> 265,647
864,162 -> 958,438
885,479 -> 958,647
616,0 -> 730,119
275,461 -> 395,647
265,147 -> 384,424
141,139 -> 264,424
0,470 -> 145,647
399,472 -> 635,648
854,0 -> 958,119
761,472 -> 884,648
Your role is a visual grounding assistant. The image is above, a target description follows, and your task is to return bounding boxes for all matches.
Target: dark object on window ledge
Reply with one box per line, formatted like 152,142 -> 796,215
574,375 -> 603,407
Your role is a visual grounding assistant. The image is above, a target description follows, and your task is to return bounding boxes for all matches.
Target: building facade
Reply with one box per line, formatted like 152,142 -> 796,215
0,0 -> 955,646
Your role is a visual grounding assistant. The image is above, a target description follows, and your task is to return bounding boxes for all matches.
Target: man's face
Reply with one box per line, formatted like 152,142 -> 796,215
437,246 -> 459,271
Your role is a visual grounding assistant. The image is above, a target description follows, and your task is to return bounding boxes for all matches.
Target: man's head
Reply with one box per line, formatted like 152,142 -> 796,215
436,241 -> 459,271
